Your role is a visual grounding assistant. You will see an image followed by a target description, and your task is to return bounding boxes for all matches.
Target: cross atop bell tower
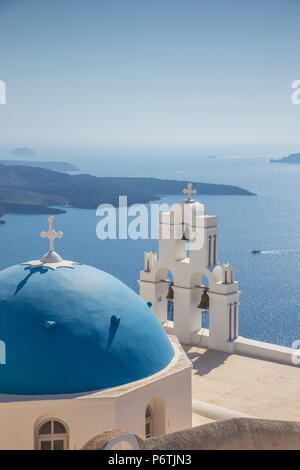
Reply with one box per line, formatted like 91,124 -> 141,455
183,182 -> 197,202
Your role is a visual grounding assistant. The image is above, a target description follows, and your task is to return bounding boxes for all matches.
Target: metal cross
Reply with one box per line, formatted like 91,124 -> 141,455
183,182 -> 197,201
40,216 -> 63,252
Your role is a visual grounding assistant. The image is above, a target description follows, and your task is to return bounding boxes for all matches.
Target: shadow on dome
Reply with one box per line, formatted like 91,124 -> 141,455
106,315 -> 121,350
14,266 -> 49,296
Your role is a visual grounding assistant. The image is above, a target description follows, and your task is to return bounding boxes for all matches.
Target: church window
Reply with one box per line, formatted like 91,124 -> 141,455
36,419 -> 68,450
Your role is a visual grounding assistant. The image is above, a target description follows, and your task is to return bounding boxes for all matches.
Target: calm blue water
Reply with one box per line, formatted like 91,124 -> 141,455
1,152 -> 300,347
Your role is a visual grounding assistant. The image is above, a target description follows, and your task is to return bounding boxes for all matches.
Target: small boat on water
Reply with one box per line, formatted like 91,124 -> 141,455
252,250 -> 261,254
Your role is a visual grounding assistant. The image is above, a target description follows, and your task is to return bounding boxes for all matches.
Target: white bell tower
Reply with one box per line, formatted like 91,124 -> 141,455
139,184 -> 240,353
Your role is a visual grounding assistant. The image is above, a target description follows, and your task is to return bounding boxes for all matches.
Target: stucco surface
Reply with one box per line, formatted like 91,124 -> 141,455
81,418 -> 300,450
145,418 -> 300,450
81,429 -> 145,450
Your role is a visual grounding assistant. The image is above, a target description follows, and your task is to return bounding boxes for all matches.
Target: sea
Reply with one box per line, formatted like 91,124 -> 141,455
1,148 -> 300,348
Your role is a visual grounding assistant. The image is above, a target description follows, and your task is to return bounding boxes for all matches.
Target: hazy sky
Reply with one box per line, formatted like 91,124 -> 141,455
0,0 -> 300,155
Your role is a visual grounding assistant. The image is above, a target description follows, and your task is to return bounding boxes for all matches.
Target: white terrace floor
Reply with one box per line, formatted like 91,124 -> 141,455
184,346 -> 300,425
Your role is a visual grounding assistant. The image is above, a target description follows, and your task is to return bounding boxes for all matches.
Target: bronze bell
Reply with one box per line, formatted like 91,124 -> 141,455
197,289 -> 209,310
181,232 -> 188,241
166,285 -> 174,301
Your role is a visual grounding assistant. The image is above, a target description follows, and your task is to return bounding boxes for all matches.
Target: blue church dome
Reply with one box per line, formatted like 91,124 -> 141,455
0,263 -> 174,395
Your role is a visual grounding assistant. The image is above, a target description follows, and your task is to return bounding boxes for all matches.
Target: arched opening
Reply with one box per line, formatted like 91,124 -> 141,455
35,418 -> 69,450
190,273 -> 210,331
145,405 -> 153,438
166,270 -> 174,322
145,395 -> 166,438
152,268 -> 175,327
200,275 -> 210,329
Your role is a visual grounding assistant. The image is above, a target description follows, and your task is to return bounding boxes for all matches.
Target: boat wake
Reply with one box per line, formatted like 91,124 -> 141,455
258,248 -> 299,255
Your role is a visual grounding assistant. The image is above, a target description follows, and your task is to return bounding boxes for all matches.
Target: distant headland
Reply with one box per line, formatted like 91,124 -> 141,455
0,163 -> 255,220
270,152 -> 300,164
0,160 -> 79,172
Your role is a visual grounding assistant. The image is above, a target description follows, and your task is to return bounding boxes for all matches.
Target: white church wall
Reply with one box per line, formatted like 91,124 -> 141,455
208,291 -> 239,353
173,286 -> 202,344
190,328 -> 210,347
0,398 -> 115,450
115,367 -> 192,438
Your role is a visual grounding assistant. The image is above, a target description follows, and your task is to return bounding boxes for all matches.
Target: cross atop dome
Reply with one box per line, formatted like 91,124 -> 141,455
22,216 -> 76,270
41,216 -> 64,253
183,182 -> 197,202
